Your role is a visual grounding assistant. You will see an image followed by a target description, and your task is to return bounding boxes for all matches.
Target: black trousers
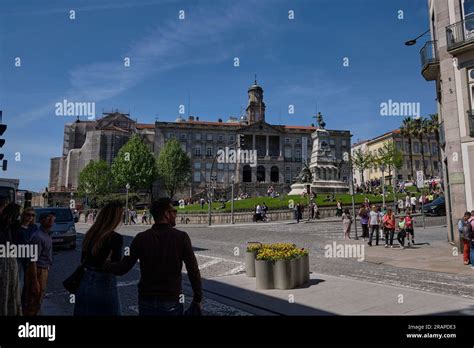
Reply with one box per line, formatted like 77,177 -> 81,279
384,228 -> 395,246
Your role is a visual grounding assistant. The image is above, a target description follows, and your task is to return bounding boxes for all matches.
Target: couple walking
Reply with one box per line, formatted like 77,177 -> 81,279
73,198 -> 202,316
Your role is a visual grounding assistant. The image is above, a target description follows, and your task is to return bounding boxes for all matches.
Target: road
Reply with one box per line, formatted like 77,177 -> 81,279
43,215 -> 472,316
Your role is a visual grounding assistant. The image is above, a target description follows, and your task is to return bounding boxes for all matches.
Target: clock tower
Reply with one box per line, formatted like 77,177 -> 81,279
246,77 -> 266,124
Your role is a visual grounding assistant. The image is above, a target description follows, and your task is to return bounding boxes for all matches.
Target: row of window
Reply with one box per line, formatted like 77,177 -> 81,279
395,141 -> 439,155
368,160 -> 439,173
166,132 -> 348,147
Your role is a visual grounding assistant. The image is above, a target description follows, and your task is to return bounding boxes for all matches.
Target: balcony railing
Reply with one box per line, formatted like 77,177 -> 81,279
446,14 -> 474,52
420,41 -> 439,81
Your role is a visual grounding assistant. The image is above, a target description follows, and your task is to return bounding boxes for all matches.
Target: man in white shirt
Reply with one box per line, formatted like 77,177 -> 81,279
410,195 -> 417,213
368,205 -> 381,246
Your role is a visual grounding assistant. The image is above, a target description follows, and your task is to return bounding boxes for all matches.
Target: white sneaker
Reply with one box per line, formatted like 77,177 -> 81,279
400,246 -> 405,250
384,244 -> 388,248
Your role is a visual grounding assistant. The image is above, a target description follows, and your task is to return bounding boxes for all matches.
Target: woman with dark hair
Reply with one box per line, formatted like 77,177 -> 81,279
0,203 -> 22,315
16,208 -> 38,310
74,201 -> 124,316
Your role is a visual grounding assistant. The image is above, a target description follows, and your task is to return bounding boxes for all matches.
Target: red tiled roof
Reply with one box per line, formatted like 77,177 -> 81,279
136,124 -> 155,129
283,126 -> 316,130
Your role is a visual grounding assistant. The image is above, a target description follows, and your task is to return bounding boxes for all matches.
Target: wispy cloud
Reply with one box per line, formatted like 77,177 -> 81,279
14,1 -> 270,127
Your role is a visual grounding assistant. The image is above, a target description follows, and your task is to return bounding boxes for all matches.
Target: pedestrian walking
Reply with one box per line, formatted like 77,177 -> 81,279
0,203 -> 22,315
404,211 -> 415,247
342,208 -> 352,239
368,205 -> 381,246
24,211 -> 56,316
396,216 -> 406,249
142,208 -> 148,225
336,200 -> 343,217
410,194 -> 417,213
105,198 -> 202,316
255,204 -> 263,222
383,208 -> 396,248
459,211 -> 472,265
296,203 -> 303,223
310,201 -> 315,220
15,208 -> 38,310
405,194 -> 411,212
74,202 -> 124,316
359,206 -> 369,241
261,203 -> 268,222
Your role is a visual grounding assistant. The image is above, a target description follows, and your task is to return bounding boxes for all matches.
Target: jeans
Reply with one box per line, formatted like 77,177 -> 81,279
74,268 -> 121,316
384,228 -> 395,246
138,295 -> 184,316
397,230 -> 406,247
368,225 -> 379,245
361,224 -> 369,238
471,241 -> 474,267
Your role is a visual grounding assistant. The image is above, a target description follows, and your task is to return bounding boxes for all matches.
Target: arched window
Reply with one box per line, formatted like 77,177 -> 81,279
243,165 -> 252,182
257,166 -> 266,182
270,166 -> 279,183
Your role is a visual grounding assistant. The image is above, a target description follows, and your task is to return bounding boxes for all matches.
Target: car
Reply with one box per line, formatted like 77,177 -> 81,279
34,207 -> 77,249
422,196 -> 446,216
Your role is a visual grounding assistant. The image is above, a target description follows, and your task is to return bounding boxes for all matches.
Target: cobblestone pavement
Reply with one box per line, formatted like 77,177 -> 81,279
44,216 -> 472,316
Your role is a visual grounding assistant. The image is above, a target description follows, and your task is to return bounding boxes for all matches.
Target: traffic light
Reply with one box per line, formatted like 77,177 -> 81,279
0,111 -> 7,171
239,134 -> 245,148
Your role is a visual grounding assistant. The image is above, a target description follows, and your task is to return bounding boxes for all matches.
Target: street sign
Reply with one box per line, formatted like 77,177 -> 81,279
416,171 -> 424,189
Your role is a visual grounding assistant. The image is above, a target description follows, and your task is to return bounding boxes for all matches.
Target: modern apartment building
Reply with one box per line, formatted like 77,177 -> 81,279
416,0 -> 474,244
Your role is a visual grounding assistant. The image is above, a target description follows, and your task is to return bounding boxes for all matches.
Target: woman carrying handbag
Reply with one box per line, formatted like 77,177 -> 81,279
73,202 -> 124,316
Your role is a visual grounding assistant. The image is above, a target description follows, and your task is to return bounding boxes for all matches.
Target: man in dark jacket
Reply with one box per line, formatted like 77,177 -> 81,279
105,197 -> 202,316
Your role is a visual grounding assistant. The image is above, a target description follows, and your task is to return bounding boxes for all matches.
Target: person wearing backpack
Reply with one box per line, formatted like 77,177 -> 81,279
460,211 -> 472,265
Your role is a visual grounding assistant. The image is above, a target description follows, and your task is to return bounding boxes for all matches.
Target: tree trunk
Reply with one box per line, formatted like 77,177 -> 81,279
420,135 -> 427,174
408,138 -> 414,180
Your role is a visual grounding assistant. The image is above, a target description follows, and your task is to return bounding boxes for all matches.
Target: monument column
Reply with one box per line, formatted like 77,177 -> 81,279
266,136 -> 269,156
279,136 -> 283,158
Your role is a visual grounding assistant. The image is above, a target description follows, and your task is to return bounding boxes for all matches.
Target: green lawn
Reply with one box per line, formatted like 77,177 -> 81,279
177,189 -> 427,214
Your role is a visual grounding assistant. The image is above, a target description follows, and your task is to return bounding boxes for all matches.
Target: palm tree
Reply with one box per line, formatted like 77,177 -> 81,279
428,113 -> 441,176
400,117 -> 415,180
412,117 -> 429,175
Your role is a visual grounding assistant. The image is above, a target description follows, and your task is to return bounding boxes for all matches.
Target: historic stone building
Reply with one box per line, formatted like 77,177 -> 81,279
49,81 -> 351,200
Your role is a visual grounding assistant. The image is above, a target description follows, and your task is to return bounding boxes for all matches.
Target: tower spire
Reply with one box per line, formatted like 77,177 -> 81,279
254,73 -> 257,85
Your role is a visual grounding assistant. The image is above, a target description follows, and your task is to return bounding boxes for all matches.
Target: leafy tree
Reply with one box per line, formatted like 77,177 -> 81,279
77,160 -> 112,204
352,148 -> 373,187
111,134 -> 158,194
157,138 -> 191,199
374,141 -> 403,185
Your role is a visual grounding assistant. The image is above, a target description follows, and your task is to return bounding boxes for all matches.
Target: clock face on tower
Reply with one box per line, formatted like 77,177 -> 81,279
321,141 -> 328,149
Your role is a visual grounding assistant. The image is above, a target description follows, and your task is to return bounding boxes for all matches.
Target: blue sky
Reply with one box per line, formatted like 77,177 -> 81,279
0,0 -> 435,191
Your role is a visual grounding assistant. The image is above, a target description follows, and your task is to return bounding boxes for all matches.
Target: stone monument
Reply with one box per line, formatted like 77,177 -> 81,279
289,113 -> 349,195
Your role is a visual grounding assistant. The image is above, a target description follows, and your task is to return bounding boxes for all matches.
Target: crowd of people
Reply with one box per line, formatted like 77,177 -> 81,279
0,201 -> 57,315
0,198 -> 203,316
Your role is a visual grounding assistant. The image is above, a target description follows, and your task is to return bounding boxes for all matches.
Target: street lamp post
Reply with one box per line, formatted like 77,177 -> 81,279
381,164 -> 386,208
208,140 -> 240,226
231,175 -> 235,224
125,183 -> 130,225
349,156 -> 358,239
